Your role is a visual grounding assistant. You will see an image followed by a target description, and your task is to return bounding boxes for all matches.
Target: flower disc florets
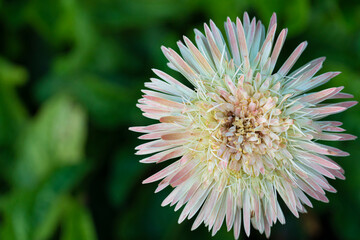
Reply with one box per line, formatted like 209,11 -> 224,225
130,12 -> 357,239
191,74 -> 293,178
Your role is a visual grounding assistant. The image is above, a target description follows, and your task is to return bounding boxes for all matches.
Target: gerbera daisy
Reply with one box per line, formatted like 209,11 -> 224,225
130,12 -> 357,238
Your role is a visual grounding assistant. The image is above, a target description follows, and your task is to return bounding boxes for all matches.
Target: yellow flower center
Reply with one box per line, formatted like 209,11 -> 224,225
189,76 -> 294,177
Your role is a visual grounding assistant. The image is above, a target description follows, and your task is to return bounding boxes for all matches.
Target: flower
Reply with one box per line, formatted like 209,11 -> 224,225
130,12 -> 357,239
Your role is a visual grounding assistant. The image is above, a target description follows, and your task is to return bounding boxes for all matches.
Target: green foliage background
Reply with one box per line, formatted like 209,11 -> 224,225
0,0 -> 359,239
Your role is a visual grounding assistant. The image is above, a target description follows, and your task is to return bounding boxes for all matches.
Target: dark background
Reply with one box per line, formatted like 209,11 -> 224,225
0,0 -> 359,239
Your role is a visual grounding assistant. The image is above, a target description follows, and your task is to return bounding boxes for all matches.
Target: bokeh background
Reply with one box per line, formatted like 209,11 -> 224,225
0,0 -> 359,239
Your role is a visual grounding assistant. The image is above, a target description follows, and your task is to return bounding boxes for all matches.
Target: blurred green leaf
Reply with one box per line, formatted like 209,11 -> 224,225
61,198 -> 97,240
32,164 -> 91,240
0,192 -> 30,240
0,163 -> 90,240
0,58 -> 28,86
13,94 -> 87,189
0,58 -> 28,146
